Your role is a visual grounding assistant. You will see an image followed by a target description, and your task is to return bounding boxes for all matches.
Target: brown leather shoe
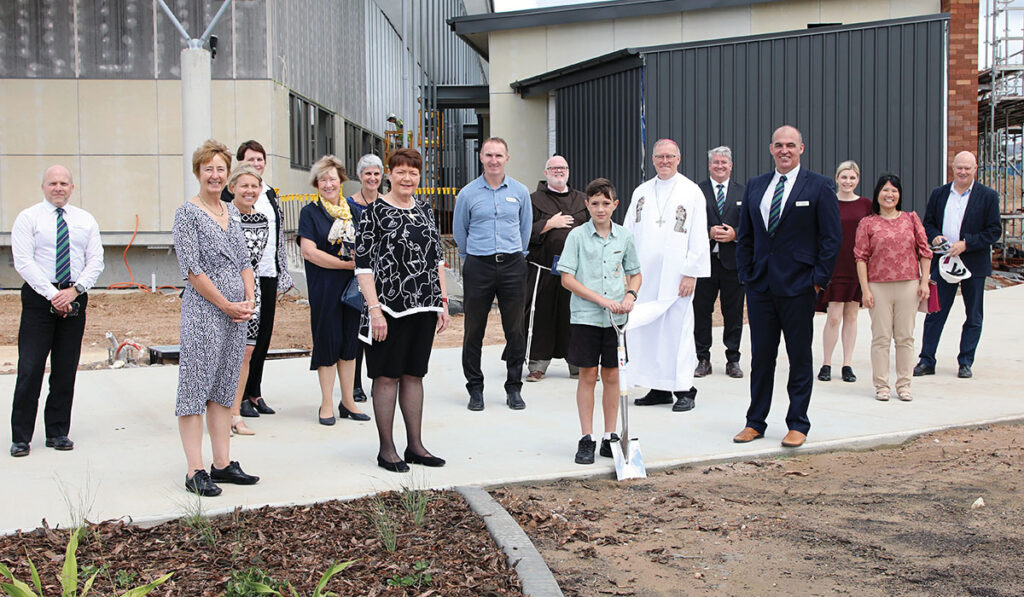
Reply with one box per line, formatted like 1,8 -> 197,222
694,359 -> 712,377
733,427 -> 763,443
781,430 -> 807,448
725,361 -> 743,378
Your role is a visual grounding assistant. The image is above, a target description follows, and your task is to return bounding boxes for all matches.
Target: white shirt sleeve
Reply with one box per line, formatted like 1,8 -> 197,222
11,208 -> 60,300
77,214 -> 105,290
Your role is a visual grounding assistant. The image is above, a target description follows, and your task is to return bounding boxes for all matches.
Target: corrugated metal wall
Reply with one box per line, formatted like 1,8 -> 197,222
642,16 -> 948,215
555,68 -> 644,220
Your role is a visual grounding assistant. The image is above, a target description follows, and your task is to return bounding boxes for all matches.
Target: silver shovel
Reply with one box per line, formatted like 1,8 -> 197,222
608,312 -> 646,480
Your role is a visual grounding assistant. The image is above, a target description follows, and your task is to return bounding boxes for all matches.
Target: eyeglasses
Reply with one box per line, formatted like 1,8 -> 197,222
546,167 -> 568,172
654,154 -> 679,160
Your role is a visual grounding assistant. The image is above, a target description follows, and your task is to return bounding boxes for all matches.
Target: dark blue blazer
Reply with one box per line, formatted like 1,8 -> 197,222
698,178 -> 744,270
922,182 -> 1001,278
736,167 -> 842,296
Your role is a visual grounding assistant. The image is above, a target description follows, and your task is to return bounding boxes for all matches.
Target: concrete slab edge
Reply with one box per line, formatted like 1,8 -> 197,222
456,485 -> 564,597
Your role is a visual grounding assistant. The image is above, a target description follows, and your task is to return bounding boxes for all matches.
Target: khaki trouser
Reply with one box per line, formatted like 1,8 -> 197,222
868,280 -> 919,393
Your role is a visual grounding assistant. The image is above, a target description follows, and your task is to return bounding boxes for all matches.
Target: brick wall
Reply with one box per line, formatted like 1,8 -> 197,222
943,0 -> 979,174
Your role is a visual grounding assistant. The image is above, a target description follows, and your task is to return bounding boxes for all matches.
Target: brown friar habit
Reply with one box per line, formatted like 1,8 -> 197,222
523,180 -> 590,361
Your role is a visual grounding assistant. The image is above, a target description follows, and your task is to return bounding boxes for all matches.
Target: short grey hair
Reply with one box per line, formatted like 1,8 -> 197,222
707,146 -> 733,162
356,153 -> 384,176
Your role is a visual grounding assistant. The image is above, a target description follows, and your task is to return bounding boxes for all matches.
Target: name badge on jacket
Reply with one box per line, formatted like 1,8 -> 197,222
795,201 -> 810,207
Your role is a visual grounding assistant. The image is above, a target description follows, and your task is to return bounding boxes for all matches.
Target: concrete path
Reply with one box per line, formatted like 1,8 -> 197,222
2,285 -> 1022,534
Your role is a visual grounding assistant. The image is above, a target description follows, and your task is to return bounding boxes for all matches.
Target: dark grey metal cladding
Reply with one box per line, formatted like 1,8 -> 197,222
77,0 -> 156,78
0,0 -> 77,77
642,16 -> 947,216
555,67 -> 644,222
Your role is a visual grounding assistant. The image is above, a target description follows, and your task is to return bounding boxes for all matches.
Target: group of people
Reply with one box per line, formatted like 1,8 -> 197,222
8,125 -> 1001,488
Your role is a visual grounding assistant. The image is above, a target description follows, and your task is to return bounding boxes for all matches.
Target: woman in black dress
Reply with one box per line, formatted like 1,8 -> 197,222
347,153 -> 385,402
297,155 -> 370,426
355,148 -> 451,472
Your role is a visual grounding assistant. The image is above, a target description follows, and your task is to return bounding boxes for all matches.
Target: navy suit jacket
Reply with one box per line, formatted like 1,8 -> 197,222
736,167 -> 842,296
698,179 -> 744,270
922,182 -> 1001,278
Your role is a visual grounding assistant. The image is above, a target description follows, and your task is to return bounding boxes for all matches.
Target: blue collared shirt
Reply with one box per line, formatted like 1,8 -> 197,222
453,174 -> 532,260
557,220 -> 641,327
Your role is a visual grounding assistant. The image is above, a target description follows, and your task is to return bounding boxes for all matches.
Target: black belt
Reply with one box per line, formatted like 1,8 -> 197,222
55,282 -> 74,290
475,253 -> 519,263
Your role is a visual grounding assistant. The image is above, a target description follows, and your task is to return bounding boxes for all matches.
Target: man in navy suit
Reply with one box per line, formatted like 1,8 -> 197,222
914,151 -> 1001,379
694,146 -> 745,379
733,125 -> 841,448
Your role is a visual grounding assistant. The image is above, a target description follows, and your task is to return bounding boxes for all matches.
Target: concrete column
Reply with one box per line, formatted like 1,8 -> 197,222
180,47 -> 212,200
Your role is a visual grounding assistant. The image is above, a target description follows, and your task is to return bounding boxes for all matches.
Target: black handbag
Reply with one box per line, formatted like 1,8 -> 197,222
341,277 -> 364,310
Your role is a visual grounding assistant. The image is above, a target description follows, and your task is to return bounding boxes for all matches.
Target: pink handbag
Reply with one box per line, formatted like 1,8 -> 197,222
918,280 -> 940,313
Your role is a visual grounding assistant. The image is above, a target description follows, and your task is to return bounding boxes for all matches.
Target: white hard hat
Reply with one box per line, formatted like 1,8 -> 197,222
938,254 -> 971,284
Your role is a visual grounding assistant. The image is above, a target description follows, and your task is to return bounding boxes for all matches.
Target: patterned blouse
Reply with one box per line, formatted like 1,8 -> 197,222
853,211 -> 933,283
354,197 -> 444,332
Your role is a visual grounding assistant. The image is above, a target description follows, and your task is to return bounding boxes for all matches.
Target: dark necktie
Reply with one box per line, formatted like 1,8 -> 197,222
55,207 -> 71,285
767,175 -> 786,236
715,183 -> 726,214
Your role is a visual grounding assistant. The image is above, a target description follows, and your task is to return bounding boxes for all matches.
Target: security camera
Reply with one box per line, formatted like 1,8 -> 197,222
210,35 -> 218,59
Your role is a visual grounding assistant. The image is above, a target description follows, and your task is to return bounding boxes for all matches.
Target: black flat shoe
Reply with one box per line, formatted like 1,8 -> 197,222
239,400 -> 260,418
318,409 -> 336,426
634,389 -> 673,406
506,390 -> 526,410
672,387 -> 697,412
377,455 -> 409,473
353,387 -> 368,402
468,389 -> 484,411
185,470 -> 222,497
958,364 -> 973,378
599,433 -> 620,458
253,397 -> 275,414
817,365 -> 831,381
45,436 -> 74,451
338,403 -> 371,421
10,442 -> 29,457
210,461 -> 259,485
913,362 -> 935,376
404,448 -> 446,467
841,366 -> 856,382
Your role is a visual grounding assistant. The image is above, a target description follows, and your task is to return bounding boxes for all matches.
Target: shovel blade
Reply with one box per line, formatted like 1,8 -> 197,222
610,437 -> 646,481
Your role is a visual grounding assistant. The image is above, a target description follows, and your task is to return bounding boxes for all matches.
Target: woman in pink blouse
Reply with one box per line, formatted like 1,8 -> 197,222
854,174 -> 932,401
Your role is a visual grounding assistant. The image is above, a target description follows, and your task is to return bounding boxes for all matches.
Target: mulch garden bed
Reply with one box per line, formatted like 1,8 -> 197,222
0,491 -> 522,596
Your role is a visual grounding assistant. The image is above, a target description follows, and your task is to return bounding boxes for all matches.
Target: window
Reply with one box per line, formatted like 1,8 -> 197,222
289,92 -> 335,170
343,120 -> 385,178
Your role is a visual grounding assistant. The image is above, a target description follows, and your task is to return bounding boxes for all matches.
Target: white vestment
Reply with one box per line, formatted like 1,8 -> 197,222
623,172 -> 710,391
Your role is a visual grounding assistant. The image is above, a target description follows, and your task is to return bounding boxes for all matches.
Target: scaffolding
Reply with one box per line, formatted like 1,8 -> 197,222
980,0 -> 1024,269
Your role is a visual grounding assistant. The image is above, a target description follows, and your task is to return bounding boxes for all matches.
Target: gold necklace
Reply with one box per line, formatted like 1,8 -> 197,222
199,198 -> 225,216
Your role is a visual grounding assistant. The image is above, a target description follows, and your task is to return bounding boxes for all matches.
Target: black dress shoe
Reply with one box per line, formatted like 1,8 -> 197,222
817,365 -> 831,381
599,433 -> 620,458
210,461 -> 260,485
353,387 -> 368,402
318,409 -> 336,426
506,390 -> 526,410
253,398 -> 275,414
726,361 -> 744,378
377,455 -> 409,473
45,436 -> 74,451
10,442 -> 29,457
575,436 -> 596,465
634,389 -> 673,406
404,448 -> 446,467
672,387 -> 697,412
913,362 -> 935,376
841,366 -> 857,383
468,389 -> 484,411
239,400 -> 260,418
694,359 -> 712,377
338,403 -> 371,421
185,470 -> 222,496
957,364 -> 973,378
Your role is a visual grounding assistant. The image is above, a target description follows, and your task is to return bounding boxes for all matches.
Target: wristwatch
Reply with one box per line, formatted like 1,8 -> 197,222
73,283 -> 86,294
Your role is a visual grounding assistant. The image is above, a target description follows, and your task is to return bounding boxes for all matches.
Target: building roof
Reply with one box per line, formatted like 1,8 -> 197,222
448,0 -> 781,59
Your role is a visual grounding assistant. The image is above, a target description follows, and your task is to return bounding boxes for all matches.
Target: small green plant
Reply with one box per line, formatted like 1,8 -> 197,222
179,492 -> 218,548
398,484 -> 431,527
387,560 -> 432,588
0,527 -> 172,597
224,567 -> 288,596
364,495 -> 398,553
114,569 -> 138,589
281,561 -> 355,597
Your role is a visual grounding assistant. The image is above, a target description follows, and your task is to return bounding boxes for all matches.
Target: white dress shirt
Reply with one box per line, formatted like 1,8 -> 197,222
11,200 -> 104,300
942,183 -> 972,243
760,165 -> 800,229
253,182 -> 278,277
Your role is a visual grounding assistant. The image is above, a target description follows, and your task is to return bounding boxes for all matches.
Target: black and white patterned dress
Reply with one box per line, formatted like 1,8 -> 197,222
172,202 -> 251,416
239,211 -> 269,344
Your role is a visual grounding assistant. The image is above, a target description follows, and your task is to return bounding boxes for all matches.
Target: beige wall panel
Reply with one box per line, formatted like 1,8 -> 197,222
613,13 -> 682,48
750,0 -> 820,34
682,6 -> 753,42
489,92 -> 547,185
158,155 -> 185,230
0,80 -> 80,155
156,80 -> 182,155
489,27 -> 548,93
1,157 -> 82,231
545,21 -> 615,71
269,83 -> 294,186
282,162 -> 315,198
211,81 -> 238,151
79,155 -> 161,231
78,80 -> 158,155
889,0 -> 942,18
232,80 -> 275,157
819,0 -> 892,24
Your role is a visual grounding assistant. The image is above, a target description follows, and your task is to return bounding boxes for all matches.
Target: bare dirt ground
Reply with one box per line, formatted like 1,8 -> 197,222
493,423 -> 1024,597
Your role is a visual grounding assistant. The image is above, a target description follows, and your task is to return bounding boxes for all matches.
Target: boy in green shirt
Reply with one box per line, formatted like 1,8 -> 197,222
557,178 -> 642,464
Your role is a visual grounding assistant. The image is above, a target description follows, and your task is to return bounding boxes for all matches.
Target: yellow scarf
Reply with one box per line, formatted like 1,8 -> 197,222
319,196 -> 352,221
318,196 -> 354,246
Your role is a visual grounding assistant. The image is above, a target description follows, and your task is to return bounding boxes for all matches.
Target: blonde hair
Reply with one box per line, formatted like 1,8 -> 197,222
835,160 -> 860,181
309,155 -> 348,188
228,162 -> 263,191
191,139 -> 232,178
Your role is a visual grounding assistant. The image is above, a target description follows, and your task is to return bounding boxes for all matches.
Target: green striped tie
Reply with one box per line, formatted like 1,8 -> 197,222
715,183 -> 726,214
55,207 -> 71,285
767,175 -> 786,236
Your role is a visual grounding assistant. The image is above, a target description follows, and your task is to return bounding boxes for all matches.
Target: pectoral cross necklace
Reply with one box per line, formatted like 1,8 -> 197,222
653,178 -> 677,226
